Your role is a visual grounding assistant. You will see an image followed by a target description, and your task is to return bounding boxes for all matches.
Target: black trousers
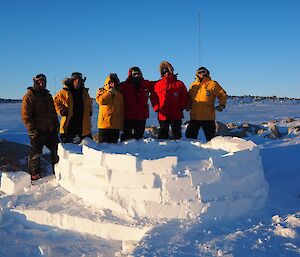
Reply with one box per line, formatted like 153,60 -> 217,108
120,119 -> 146,141
98,129 -> 119,143
158,120 -> 182,140
60,133 -> 92,144
186,119 -> 216,141
28,130 -> 59,175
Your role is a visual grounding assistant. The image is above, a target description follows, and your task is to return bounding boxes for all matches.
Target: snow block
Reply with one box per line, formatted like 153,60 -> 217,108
197,180 -> 232,202
111,188 -> 162,203
13,209 -> 150,242
110,171 -> 156,189
188,169 -> 221,187
203,136 -> 257,153
0,171 -> 31,195
141,156 -> 177,174
82,144 -> 104,166
104,153 -> 137,172
144,202 -> 185,219
161,176 -> 197,202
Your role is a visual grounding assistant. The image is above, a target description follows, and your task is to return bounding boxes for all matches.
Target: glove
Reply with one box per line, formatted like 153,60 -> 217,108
60,108 -> 68,116
215,105 -> 225,112
109,87 -> 117,94
28,129 -> 39,139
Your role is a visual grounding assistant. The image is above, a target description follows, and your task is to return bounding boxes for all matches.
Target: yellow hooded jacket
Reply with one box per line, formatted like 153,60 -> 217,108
96,76 -> 124,130
53,84 -> 93,136
188,77 -> 227,121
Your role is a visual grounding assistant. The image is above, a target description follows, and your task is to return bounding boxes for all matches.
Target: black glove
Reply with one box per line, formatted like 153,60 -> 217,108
28,129 -> 39,139
60,108 -> 68,116
215,105 -> 225,112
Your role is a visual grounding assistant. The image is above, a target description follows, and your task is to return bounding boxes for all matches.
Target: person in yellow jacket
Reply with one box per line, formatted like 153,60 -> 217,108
186,67 -> 227,141
96,73 -> 124,143
54,72 -> 93,143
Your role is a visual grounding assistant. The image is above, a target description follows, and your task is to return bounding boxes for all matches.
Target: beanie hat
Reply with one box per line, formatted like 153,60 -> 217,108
33,74 -> 46,81
128,66 -> 142,78
71,72 -> 82,79
196,67 -> 210,77
71,72 -> 86,82
159,61 -> 174,76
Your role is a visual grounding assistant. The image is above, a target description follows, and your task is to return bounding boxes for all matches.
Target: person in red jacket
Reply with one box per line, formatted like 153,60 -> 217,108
150,61 -> 188,139
120,67 -> 155,141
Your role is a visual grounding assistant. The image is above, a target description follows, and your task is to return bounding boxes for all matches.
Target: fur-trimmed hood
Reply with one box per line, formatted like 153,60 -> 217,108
159,61 -> 174,76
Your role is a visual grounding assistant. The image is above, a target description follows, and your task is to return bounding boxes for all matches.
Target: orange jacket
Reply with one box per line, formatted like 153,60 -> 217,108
188,77 -> 227,121
53,85 -> 93,136
96,76 -> 124,130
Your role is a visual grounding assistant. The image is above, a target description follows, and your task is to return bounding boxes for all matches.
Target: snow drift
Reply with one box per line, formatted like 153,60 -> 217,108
55,136 -> 268,221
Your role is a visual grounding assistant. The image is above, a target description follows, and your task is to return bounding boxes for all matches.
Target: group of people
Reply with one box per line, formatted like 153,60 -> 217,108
21,61 -> 227,180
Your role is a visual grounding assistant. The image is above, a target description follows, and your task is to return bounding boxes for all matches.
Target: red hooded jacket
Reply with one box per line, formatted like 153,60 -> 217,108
120,78 -> 155,120
151,75 -> 188,121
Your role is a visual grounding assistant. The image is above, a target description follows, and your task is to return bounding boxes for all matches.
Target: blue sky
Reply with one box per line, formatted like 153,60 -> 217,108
1,0 -> 299,99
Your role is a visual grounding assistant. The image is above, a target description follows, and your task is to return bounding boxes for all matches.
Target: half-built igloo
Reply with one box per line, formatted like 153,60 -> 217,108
55,136 -> 268,221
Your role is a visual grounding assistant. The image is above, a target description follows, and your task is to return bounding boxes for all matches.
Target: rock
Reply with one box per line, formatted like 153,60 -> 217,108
285,117 -> 296,123
0,140 -> 50,172
229,123 -> 262,138
268,124 -> 281,138
288,126 -> 300,134
145,126 -> 159,138
226,123 -> 237,129
0,141 -> 30,172
215,122 -> 231,136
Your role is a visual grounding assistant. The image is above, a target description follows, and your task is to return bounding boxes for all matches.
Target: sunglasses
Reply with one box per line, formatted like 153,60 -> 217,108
197,70 -> 207,75
132,72 -> 141,77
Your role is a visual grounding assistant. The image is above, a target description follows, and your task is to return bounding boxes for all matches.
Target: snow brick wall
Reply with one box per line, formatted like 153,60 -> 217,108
55,137 -> 268,221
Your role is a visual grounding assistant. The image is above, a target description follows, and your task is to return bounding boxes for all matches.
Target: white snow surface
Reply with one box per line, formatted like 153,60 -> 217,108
0,98 -> 300,256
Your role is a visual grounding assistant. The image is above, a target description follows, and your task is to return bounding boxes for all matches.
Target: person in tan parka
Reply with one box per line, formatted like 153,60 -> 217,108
22,74 -> 59,180
186,66 -> 227,141
54,72 -> 93,143
96,73 -> 124,143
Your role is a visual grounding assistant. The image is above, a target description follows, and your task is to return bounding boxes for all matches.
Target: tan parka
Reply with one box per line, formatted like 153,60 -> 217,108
22,87 -> 59,133
96,76 -> 124,130
53,84 -> 93,136
188,77 -> 227,121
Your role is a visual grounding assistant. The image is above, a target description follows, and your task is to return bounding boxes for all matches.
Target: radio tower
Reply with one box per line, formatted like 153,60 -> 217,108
198,11 -> 201,67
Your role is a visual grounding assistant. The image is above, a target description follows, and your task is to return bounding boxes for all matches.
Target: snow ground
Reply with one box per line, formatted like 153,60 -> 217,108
0,98 -> 300,257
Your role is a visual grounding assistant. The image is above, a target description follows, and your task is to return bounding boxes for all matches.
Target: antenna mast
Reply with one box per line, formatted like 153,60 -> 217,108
54,76 -> 57,94
198,10 -> 201,67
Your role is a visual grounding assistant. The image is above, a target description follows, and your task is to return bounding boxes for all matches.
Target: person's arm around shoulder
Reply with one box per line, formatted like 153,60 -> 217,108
150,81 -> 160,112
186,82 -> 198,111
178,80 -> 189,110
